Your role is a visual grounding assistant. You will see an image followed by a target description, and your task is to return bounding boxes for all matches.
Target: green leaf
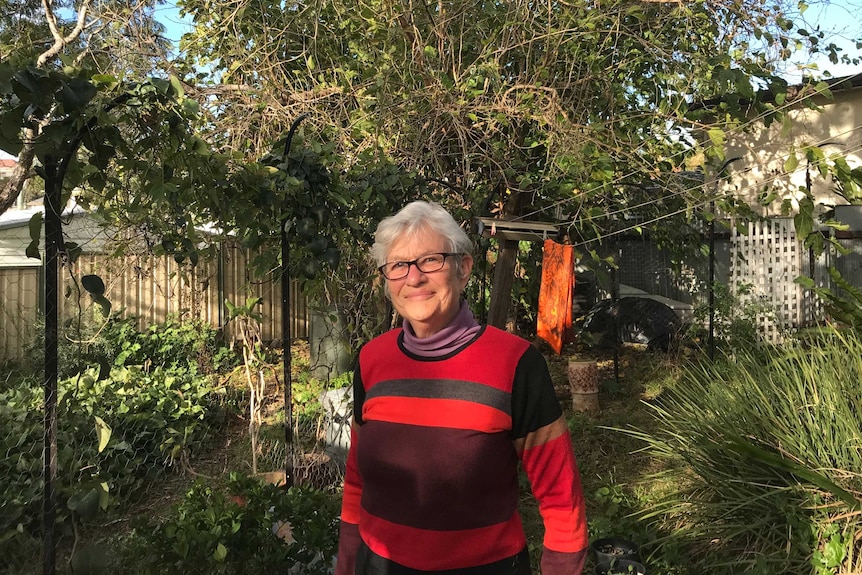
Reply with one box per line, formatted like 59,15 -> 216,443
225,299 -> 238,318
94,416 -> 112,453
0,104 -> 26,154
169,75 -> 185,98
65,241 -> 82,263
784,152 -> 798,172
213,542 -> 227,562
795,275 -> 815,289
82,274 -> 106,296
823,534 -> 846,567
794,212 -> 813,241
67,487 -> 101,521
191,137 -> 209,155
28,212 -> 42,242
728,435 -> 861,510
707,127 -> 725,148
26,240 -> 41,260
93,295 -> 112,317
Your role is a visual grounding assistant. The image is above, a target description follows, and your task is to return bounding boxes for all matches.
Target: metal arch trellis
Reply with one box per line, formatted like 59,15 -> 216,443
280,112 -> 310,489
41,93 -> 134,575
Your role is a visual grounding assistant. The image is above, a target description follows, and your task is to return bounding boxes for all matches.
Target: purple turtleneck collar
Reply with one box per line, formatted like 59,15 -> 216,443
401,300 -> 481,358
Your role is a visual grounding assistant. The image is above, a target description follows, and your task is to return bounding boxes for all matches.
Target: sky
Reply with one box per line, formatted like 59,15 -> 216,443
781,0 -> 862,82
155,2 -> 193,45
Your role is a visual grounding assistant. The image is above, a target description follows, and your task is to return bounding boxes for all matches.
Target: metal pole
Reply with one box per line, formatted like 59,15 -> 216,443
281,113 -> 309,488
708,199 -> 716,361
611,246 -> 620,386
42,156 -> 61,575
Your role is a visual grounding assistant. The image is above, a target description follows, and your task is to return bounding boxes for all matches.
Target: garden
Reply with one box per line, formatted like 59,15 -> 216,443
3,294 -> 862,574
3,0 -> 862,573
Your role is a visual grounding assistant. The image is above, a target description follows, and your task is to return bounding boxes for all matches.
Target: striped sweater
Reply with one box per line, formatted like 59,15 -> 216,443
335,326 -> 588,574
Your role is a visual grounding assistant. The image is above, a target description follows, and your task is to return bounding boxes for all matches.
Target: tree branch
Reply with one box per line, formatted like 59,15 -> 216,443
38,0 -> 91,67
0,140 -> 36,215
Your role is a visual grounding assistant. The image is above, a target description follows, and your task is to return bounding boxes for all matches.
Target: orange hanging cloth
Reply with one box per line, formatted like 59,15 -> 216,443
536,239 -> 575,354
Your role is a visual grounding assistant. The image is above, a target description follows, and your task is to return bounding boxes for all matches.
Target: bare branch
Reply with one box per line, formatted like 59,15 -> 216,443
38,0 -> 91,67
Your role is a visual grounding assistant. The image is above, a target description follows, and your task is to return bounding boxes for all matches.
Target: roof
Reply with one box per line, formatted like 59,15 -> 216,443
691,70 -> 862,112
0,202 -> 87,231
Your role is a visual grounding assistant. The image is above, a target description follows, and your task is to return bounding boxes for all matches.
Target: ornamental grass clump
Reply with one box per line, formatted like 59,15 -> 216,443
625,327 -> 862,575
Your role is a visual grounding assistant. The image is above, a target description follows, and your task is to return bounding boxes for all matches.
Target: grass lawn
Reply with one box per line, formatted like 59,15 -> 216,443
523,343 -> 686,574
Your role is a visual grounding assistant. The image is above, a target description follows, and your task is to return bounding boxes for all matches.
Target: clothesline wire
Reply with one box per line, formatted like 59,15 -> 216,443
526,122 -> 862,228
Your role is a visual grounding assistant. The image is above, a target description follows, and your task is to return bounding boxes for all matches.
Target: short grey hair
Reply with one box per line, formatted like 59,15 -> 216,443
370,201 -> 473,267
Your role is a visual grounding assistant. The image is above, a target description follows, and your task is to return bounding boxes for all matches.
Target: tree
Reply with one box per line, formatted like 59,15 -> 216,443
170,0 -> 850,324
0,0 -> 173,215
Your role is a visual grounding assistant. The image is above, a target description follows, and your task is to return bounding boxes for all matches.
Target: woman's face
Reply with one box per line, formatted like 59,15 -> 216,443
385,227 -> 473,338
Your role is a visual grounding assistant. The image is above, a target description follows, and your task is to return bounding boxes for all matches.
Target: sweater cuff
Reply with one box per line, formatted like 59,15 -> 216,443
334,520 -> 361,575
541,546 -> 588,575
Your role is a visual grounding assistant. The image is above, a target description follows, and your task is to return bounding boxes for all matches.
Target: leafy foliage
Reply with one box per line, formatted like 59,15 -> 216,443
172,0 -> 836,245
124,473 -> 339,574
623,328 -> 862,574
109,314 -> 236,372
22,314 -> 237,380
791,143 -> 862,328
0,364 -> 225,562
687,280 -> 781,354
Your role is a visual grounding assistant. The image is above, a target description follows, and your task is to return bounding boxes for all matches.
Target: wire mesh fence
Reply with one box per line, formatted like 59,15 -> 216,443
1,328 -> 349,575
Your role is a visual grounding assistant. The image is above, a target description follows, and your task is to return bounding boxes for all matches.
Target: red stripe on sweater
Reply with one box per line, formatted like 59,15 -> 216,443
362,327 -> 531,393
363,396 -> 511,432
360,508 -> 527,571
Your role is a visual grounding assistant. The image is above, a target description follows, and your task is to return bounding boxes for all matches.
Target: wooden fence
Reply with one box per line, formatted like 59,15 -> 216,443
0,245 -> 308,363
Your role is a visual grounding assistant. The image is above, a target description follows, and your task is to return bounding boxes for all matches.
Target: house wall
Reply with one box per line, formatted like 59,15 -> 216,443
0,207 -> 111,268
723,82 -> 862,216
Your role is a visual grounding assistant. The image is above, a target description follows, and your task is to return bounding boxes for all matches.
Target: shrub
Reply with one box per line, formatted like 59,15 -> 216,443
124,473 -> 339,574
624,328 -> 862,574
111,314 -> 234,372
0,365 -> 224,559
23,314 -> 239,381
687,280 -> 780,355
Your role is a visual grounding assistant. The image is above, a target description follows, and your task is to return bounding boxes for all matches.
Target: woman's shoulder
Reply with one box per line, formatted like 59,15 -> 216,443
480,325 -> 531,346
359,327 -> 403,354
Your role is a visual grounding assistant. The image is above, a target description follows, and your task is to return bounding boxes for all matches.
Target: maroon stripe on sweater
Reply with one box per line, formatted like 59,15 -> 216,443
357,420 -> 519,531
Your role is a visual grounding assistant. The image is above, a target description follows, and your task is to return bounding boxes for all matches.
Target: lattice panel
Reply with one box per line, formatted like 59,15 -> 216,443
730,218 -> 802,343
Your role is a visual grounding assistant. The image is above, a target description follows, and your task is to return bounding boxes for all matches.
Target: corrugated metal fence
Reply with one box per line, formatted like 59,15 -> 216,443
0,244 -> 308,363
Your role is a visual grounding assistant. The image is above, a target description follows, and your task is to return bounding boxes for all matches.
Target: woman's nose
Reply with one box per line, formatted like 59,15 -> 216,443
404,263 -> 426,283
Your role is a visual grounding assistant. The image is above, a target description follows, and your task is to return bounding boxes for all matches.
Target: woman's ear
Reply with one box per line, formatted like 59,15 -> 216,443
457,254 -> 474,284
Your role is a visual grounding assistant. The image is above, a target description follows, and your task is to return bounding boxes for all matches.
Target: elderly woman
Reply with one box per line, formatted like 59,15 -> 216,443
335,201 -> 587,575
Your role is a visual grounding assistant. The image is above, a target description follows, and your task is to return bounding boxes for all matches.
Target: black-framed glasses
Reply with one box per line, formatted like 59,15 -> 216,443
378,253 -> 460,280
